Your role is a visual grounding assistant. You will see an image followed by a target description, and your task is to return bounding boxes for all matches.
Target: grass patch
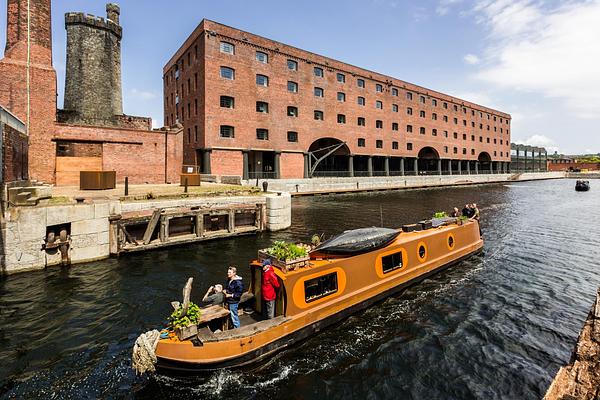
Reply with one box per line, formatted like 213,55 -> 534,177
48,196 -> 72,205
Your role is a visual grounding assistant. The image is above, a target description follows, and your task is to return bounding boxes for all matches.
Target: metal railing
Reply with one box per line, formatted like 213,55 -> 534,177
248,171 -> 277,179
311,170 -> 352,177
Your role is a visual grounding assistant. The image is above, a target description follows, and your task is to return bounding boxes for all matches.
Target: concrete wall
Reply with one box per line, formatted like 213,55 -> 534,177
248,172 -> 565,194
0,194 -> 292,275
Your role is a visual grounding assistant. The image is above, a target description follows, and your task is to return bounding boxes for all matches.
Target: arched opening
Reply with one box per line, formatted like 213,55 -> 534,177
478,151 -> 492,173
308,138 -> 350,177
417,146 -> 440,174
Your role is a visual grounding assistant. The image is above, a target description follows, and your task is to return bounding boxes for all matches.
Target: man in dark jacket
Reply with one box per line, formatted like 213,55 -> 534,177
224,266 -> 244,329
261,260 -> 280,319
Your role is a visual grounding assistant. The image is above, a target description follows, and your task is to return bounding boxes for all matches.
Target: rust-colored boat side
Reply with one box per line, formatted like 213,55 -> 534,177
155,220 -> 482,370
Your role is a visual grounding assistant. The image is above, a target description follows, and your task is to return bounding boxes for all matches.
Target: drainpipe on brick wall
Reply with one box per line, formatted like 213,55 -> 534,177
164,129 -> 168,183
26,0 -> 31,135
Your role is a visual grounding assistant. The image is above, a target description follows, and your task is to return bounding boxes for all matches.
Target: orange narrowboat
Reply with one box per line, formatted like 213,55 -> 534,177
154,218 -> 483,372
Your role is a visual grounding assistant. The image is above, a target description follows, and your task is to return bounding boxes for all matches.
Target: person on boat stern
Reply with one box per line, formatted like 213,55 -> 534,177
462,204 -> 473,218
451,207 -> 461,217
470,203 -> 480,221
261,260 -> 280,320
224,266 -> 244,329
202,284 -> 224,307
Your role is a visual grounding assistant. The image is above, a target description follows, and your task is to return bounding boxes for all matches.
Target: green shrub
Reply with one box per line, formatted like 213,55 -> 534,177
434,211 -> 448,218
265,241 -> 308,261
168,302 -> 201,329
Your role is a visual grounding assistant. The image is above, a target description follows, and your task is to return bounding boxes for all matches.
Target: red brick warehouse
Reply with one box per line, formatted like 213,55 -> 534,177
164,20 -> 512,179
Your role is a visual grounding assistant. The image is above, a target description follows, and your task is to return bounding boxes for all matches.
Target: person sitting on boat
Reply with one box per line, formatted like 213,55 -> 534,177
451,207 -> 461,217
202,284 -> 224,307
261,260 -> 280,320
224,266 -> 244,329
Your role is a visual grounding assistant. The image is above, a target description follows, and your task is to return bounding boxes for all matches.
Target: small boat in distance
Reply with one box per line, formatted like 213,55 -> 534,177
575,180 -> 590,191
152,217 -> 483,373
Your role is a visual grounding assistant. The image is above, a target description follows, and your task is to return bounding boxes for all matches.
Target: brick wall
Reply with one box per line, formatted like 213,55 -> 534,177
547,161 -> 600,171
1,123 -> 28,182
211,149 -> 243,176
280,152 -> 304,179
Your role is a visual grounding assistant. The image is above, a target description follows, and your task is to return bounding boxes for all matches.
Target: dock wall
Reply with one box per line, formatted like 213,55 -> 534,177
1,194 -> 291,275
248,172 -> 565,195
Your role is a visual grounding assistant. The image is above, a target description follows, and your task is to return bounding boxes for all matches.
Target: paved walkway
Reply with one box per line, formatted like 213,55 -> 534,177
51,183 -> 259,202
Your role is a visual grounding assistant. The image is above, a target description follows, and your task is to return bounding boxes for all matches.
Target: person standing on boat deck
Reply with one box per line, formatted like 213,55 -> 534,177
462,204 -> 472,218
451,207 -> 461,217
261,260 -> 280,320
202,284 -> 224,307
224,267 -> 244,329
470,203 -> 480,221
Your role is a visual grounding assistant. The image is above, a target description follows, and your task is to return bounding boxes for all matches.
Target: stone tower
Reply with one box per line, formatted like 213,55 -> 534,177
0,0 -> 57,183
62,3 -> 123,125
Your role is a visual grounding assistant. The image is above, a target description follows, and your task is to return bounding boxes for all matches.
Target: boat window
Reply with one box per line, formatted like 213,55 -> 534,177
418,245 -> 426,260
382,251 -> 403,273
304,272 -> 338,303
448,236 -> 455,249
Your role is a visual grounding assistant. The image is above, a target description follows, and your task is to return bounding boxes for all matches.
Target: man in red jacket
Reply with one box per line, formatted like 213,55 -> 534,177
261,260 -> 280,319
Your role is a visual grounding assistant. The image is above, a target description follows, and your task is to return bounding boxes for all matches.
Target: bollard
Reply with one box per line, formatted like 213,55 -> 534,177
184,177 -> 189,193
262,181 -> 269,192
124,177 -> 129,196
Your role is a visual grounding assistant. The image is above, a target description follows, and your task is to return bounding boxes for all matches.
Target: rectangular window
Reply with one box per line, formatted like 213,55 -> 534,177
392,122 -> 398,131
358,138 -> 366,147
256,51 -> 268,63
471,135 -> 475,141
314,110 -> 324,120
463,134 -> 467,140
256,101 -> 269,113
337,92 -> 346,102
195,125 -> 198,142
420,127 -> 426,135
444,146 -> 448,153
443,115 -> 448,122
314,87 -> 324,97
407,92 -> 413,100
220,42 -> 235,55
376,84 -> 383,93
220,125 -> 234,138
357,79 -> 365,88
407,107 -> 413,115
376,140 -> 383,148
256,74 -> 269,86
287,106 -> 298,117
463,148 -> 467,155
471,121 -> 475,127
419,110 -> 426,118
288,81 -> 298,93
314,67 -> 324,77
432,113 -> 437,120
407,125 -> 413,133
287,131 -> 298,142
471,149 -> 476,155
432,128 -> 437,136
392,141 -> 399,150
287,59 -> 298,71
392,88 -> 398,96
337,73 -> 345,83
256,128 -> 269,140
220,66 -> 234,80
432,99 -> 437,106
376,120 -> 383,129
376,101 -> 383,109
392,104 -> 398,112
358,117 -> 365,126
420,96 -> 426,103
358,96 -> 365,106
220,95 -> 234,108
453,147 -> 458,154
487,138 -> 490,143
443,102 -> 448,109
382,251 -> 403,273
453,118 -> 458,124
407,143 -> 413,151
337,114 -> 346,124
479,136 -> 483,142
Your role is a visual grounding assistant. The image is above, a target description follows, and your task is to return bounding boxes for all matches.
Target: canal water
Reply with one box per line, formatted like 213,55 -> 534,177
1,179 -> 599,399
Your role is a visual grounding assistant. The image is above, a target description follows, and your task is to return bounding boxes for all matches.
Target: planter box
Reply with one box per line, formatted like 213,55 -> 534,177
258,249 -> 310,273
175,324 -> 198,341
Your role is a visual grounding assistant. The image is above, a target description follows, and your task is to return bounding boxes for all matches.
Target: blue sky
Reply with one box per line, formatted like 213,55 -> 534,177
1,0 -> 599,154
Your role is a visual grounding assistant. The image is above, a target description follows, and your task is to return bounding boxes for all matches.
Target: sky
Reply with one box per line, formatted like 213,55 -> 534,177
1,0 -> 598,155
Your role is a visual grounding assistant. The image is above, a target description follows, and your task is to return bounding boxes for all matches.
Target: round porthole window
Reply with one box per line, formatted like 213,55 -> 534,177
417,241 -> 428,262
448,236 -> 454,248
419,245 -> 426,258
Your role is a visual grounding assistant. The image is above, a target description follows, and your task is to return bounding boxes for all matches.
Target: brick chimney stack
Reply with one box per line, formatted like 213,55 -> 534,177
4,0 -> 53,65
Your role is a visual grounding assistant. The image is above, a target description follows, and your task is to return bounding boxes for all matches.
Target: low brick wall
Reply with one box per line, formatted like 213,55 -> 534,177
246,172 -> 565,194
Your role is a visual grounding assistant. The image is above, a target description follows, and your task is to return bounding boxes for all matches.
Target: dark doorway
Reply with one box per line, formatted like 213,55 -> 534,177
417,147 -> 440,174
308,138 -> 350,177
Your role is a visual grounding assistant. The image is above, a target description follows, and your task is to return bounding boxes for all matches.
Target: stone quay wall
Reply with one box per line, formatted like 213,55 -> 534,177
1,194 -> 291,275
248,172 -> 565,194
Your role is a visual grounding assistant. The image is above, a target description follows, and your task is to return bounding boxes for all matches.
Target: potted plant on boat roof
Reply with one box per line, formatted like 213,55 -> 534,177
258,240 -> 310,272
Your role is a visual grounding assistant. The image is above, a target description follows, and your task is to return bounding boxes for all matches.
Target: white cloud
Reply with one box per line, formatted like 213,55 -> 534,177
130,88 -> 158,101
521,134 -> 559,153
463,54 -> 480,65
472,1 -> 600,118
436,0 -> 464,15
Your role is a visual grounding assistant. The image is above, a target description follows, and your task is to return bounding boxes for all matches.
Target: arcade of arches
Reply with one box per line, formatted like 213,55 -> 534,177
234,139 -> 510,179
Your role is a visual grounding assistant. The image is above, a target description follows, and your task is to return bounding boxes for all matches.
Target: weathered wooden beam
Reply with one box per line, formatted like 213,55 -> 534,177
142,209 -> 162,244
195,213 -> 204,237
181,277 -> 193,316
228,210 -> 235,233
119,224 -> 138,246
